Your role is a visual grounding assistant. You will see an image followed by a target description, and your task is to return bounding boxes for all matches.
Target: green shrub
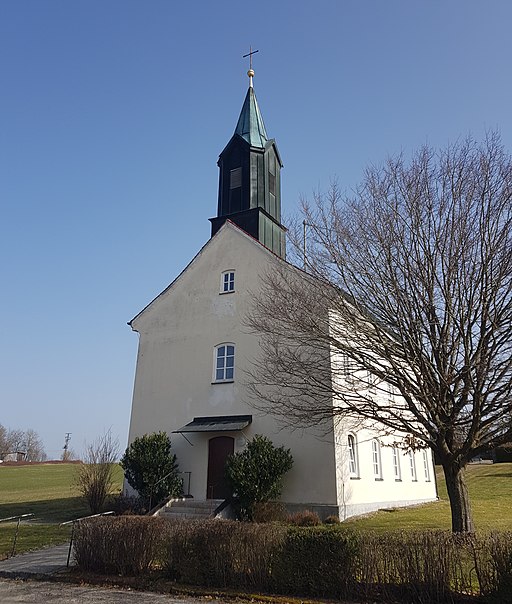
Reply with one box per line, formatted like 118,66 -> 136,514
73,516 -> 167,575
121,432 -> 182,506
225,434 -> 293,521
272,526 -> 359,598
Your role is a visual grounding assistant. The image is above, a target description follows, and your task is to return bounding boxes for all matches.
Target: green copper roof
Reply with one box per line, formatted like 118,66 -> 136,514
234,86 -> 268,148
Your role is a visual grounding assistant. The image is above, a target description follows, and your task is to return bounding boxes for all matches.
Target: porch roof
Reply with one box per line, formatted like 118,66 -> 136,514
173,415 -> 252,433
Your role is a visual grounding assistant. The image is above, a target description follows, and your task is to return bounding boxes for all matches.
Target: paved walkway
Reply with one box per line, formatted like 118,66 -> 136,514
0,547 -> 248,603
0,544 -> 70,579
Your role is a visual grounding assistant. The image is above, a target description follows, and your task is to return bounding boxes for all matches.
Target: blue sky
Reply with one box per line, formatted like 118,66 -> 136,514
1,1 -> 511,459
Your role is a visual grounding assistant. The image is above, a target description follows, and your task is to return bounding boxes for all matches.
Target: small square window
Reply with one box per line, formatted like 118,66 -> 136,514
220,271 -> 235,294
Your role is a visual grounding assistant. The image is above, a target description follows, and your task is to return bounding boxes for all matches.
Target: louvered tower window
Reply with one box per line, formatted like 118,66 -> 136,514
230,167 -> 242,189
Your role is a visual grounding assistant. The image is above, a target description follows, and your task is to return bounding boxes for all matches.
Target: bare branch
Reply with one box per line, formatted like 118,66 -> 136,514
245,133 -> 512,532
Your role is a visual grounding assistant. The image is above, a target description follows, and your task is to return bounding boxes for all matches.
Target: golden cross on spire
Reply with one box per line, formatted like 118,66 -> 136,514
243,46 -> 259,87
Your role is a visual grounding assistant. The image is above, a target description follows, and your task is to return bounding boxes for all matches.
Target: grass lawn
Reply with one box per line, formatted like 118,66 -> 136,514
1,462 -> 511,559
0,463 -> 123,558
343,462 -> 512,532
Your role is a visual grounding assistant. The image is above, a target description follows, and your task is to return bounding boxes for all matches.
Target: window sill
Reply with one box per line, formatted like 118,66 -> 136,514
395,479 -> 402,482
211,380 -> 234,385
374,478 -> 384,481
349,476 -> 360,480
219,290 -> 235,295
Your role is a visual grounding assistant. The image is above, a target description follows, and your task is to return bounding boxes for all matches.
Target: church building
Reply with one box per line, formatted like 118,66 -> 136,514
125,67 -> 438,519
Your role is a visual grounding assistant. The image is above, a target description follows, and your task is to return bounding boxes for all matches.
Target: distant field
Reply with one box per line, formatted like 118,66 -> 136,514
0,462 -> 123,558
344,462 -> 512,532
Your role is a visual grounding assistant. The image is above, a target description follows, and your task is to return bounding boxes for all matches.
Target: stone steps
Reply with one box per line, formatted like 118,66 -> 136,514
158,498 -> 224,520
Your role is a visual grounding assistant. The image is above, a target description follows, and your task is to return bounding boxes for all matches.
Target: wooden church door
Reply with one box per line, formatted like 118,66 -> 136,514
207,436 -> 234,499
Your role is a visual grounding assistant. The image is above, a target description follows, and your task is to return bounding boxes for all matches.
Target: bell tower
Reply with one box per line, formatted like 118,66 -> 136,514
210,65 -> 286,258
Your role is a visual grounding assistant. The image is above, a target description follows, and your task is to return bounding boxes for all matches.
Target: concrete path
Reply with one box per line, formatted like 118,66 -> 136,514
0,547 -> 251,602
0,544 -> 70,579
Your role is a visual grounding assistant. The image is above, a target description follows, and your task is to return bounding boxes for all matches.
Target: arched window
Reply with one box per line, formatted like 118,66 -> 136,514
213,343 -> 235,382
422,449 -> 431,481
392,447 -> 401,480
348,434 -> 359,477
408,450 -> 417,481
372,439 -> 382,479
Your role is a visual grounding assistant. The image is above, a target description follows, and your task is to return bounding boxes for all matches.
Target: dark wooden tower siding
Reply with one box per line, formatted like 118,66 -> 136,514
210,83 -> 286,258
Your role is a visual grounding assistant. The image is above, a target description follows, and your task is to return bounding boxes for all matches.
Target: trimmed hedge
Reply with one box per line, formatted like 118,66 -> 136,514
272,526 -> 358,597
73,517 -> 512,602
163,519 -> 285,590
73,516 -> 167,575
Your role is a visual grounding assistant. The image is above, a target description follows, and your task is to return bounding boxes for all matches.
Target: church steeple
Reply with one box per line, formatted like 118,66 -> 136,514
209,66 -> 286,259
234,86 -> 268,147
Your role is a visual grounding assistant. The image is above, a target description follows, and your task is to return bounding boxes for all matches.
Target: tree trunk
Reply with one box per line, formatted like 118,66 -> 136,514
442,462 -> 474,532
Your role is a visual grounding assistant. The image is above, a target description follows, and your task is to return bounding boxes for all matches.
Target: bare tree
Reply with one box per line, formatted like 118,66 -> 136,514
0,424 -> 8,459
24,429 -> 47,462
247,134 -> 512,532
76,430 -> 119,513
0,425 -> 46,461
61,448 -> 77,462
5,428 -> 25,455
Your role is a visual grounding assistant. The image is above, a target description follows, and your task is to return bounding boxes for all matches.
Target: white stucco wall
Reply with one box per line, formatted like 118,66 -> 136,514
127,221 -> 437,515
127,223 -> 338,506
335,424 -> 437,518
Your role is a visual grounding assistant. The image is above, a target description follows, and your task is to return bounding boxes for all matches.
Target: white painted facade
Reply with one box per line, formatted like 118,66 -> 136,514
126,221 -> 437,519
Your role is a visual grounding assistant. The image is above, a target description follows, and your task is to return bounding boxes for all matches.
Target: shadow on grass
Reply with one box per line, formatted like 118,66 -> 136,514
0,497 -> 90,524
0,523 -> 72,559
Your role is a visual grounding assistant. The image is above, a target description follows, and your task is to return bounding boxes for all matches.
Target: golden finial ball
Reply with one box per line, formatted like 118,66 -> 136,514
247,69 -> 255,78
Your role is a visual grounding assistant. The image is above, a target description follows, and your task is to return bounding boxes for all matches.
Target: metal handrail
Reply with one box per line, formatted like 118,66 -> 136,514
60,511 -> 114,567
179,471 -> 192,497
149,470 -> 189,510
0,513 -> 34,557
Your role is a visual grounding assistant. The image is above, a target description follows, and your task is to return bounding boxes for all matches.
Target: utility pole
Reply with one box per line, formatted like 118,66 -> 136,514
62,433 -> 72,461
